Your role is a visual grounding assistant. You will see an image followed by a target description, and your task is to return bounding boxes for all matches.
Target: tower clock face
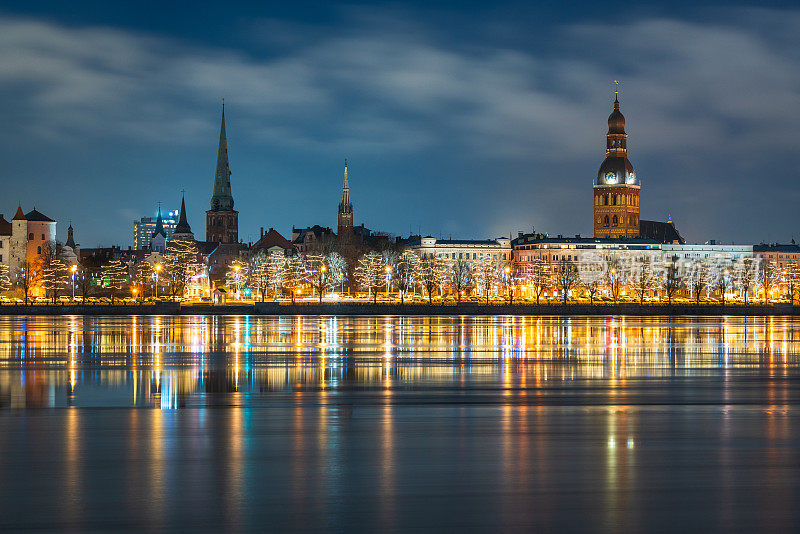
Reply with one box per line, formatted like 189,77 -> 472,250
627,172 -> 636,184
605,172 -> 617,184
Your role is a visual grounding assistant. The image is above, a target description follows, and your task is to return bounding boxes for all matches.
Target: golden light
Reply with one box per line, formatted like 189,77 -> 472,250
70,264 -> 78,273
155,264 -> 162,272
234,265 -> 240,272
504,266 -> 511,274
131,287 -> 138,295
321,265 -> 327,272
385,266 -> 391,273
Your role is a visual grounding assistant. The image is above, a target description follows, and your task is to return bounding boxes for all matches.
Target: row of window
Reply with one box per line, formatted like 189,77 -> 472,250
422,251 -> 509,261
596,193 -> 638,207
601,214 -> 637,227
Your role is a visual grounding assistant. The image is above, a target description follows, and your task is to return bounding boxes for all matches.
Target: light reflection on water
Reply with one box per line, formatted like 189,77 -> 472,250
0,315 -> 797,409
0,315 -> 798,531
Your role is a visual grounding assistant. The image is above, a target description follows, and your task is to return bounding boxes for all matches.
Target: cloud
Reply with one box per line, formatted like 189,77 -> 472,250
1,7 -> 800,245
1,9 -> 799,158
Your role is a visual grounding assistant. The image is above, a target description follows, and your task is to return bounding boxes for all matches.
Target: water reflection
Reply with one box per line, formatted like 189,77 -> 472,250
1,315 -> 799,531
0,315 -> 799,409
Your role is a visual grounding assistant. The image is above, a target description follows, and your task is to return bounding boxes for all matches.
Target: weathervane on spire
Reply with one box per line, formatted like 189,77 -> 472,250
614,80 -> 620,100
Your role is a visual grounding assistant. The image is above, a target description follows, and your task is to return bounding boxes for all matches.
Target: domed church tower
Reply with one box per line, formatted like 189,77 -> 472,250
593,92 -> 640,238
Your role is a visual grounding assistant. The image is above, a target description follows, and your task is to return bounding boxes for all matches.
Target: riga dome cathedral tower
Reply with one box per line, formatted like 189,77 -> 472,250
593,89 -> 640,238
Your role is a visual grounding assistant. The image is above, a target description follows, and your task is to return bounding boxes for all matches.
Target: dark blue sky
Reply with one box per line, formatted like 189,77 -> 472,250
2,0 -> 799,247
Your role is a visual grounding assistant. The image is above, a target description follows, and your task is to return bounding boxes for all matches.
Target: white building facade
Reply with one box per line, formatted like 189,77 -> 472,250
408,236 -> 512,264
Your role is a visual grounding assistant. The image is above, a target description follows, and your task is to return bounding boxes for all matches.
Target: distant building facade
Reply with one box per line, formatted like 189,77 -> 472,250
133,208 -> 177,250
408,236 -> 512,263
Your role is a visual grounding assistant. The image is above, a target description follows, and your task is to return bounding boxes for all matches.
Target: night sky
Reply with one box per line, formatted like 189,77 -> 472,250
2,0 -> 799,247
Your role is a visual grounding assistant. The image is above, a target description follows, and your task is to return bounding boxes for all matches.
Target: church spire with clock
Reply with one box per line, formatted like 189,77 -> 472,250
593,91 -> 640,239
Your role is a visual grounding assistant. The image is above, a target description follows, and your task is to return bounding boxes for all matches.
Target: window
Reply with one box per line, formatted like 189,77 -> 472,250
0,254 -> 2,262
41,234 -> 45,240
0,240 -> 3,248
612,215 -> 618,226
37,246 -> 42,254
604,215 -> 610,227
29,233 -> 34,240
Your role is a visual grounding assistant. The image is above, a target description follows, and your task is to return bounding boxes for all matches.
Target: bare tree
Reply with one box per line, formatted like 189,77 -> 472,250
554,259 -> 579,304
393,250 -> 420,304
606,258 -> 623,304
326,252 -> 347,295
449,258 -> 473,303
686,260 -> 710,305
100,260 -> 129,304
266,251 -> 287,300
787,261 -> 800,305
585,279 -> 600,305
760,260 -> 777,305
355,252 -> 384,303
474,256 -> 500,304
528,257 -> 550,305
0,264 -> 11,303
306,254 -> 330,303
419,256 -> 443,304
631,258 -> 656,305
736,258 -> 758,304
282,255 -> 308,304
663,258 -> 682,305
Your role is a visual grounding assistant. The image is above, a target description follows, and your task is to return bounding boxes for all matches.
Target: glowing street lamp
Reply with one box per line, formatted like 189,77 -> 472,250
385,265 -> 392,299
70,264 -> 78,301
154,263 -> 162,299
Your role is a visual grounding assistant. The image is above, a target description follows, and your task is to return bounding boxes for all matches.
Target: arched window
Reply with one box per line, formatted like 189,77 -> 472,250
603,215 -> 610,227
37,246 -> 42,254
604,194 -> 609,206
612,215 -> 618,226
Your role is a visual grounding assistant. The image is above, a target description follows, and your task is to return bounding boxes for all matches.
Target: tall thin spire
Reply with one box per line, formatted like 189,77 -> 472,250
152,205 -> 166,238
341,159 -> 350,206
337,159 -> 354,235
174,190 -> 193,237
210,101 -> 234,211
66,221 -> 75,248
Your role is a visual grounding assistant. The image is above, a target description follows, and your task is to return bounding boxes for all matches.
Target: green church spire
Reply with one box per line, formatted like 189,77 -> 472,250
210,101 -> 234,211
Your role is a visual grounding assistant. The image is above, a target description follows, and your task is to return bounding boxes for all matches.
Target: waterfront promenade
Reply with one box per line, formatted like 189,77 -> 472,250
0,302 -> 796,316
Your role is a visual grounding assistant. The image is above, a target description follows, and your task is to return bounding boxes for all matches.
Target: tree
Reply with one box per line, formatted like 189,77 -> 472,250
100,260 -> 129,304
585,279 -> 600,305
0,264 -> 11,302
248,251 -> 269,301
76,264 -> 94,303
393,250 -> 420,304
786,261 -> 800,305
16,261 -> 37,305
266,251 -> 287,300
42,257 -> 69,303
419,256 -> 443,304
449,258 -> 473,303
133,260 -> 154,302
717,268 -> 731,307
685,260 -> 710,305
282,255 -> 308,303
355,252 -> 384,303
606,258 -> 624,304
736,258 -> 758,304
326,252 -> 347,295
474,257 -> 500,304
760,260 -> 777,305
40,244 -> 68,303
631,257 -> 656,305
554,259 -> 579,304
164,239 -> 200,301
528,257 -> 550,305
663,257 -> 682,305
226,259 -> 248,300
306,254 -> 330,303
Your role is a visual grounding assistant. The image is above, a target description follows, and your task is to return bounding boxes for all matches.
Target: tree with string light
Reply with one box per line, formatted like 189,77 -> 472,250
355,252 -> 384,303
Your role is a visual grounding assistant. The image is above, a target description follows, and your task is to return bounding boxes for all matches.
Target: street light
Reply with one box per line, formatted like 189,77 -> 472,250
385,265 -> 392,299
154,263 -> 162,299
70,264 -> 78,301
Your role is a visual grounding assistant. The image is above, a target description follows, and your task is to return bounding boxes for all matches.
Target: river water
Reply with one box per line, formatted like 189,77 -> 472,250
0,315 -> 798,532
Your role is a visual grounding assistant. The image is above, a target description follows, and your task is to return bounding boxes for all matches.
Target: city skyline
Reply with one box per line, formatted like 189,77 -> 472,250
3,2 -> 800,247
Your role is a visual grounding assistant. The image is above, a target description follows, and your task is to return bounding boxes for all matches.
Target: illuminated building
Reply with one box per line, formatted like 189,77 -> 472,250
594,93 -> 640,238
408,236 -> 511,262
337,160 -> 354,239
133,207 -> 178,250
